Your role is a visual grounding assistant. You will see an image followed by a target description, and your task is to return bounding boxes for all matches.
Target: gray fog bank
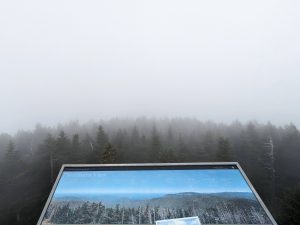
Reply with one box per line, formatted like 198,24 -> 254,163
0,0 -> 299,133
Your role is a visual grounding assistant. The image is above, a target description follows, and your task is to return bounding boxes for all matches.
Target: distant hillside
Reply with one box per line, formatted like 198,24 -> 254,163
53,192 -> 256,207
138,192 -> 257,208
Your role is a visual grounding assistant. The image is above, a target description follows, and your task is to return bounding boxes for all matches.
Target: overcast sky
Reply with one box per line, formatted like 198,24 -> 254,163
0,0 -> 300,134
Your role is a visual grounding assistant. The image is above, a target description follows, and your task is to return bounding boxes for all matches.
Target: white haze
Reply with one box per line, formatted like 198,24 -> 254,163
0,0 -> 300,134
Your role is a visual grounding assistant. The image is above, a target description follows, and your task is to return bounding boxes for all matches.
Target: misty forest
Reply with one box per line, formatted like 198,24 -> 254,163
0,118 -> 300,225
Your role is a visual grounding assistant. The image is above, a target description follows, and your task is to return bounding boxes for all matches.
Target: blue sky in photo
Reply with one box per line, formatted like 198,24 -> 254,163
53,169 -> 252,196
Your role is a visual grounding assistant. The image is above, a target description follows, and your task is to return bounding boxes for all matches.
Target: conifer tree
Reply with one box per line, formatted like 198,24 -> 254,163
216,137 -> 231,161
113,129 -> 125,149
5,140 -> 16,161
167,126 -> 174,146
3,140 -> 22,178
95,126 -> 109,160
282,187 -> 300,225
56,131 -> 71,164
71,134 -> 81,163
131,126 -> 140,144
177,135 -> 188,161
81,133 -> 97,163
96,126 -> 108,149
202,131 -> 217,160
102,143 -> 117,163
150,126 -> 161,162
43,134 -> 56,184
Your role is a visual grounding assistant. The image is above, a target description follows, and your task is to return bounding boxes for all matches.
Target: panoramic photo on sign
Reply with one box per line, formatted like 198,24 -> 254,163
41,167 -> 272,224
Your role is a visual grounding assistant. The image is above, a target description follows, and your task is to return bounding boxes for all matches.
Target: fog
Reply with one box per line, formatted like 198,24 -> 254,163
1,0 -> 300,134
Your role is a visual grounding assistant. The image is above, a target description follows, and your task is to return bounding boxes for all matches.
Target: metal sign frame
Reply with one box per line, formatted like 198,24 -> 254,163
36,162 -> 277,225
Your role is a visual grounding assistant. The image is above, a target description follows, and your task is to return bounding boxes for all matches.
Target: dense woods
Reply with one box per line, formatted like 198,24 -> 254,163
0,118 -> 300,225
45,195 -> 271,225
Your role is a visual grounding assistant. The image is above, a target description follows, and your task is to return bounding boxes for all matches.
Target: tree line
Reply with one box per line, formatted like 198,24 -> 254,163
0,118 -> 300,225
45,199 -> 270,224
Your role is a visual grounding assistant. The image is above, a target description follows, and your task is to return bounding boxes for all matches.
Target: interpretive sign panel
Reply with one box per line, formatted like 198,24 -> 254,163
37,163 -> 277,225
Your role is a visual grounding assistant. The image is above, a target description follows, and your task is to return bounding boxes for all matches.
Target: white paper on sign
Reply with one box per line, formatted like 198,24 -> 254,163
156,217 -> 201,225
